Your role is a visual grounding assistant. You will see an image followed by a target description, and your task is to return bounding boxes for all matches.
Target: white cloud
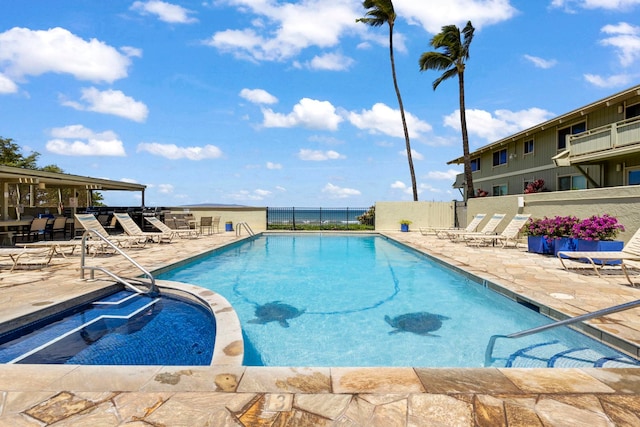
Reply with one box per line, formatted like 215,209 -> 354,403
348,103 -> 432,139
300,52 -> 355,71
158,184 -> 174,194
46,124 -> 126,156
322,183 -> 361,198
584,73 -> 634,87
524,54 -> 557,69
599,22 -> 640,67
240,88 -> 278,104
120,178 -> 139,184
399,148 -> 424,161
298,149 -> 344,161
0,73 -> 18,94
390,181 -> 407,189
0,27 -> 133,84
266,161 -> 282,169
262,98 -> 343,130
393,0 -> 518,33
230,189 -> 272,201
61,87 -> 149,122
130,1 -> 197,23
203,0 -> 361,61
552,0 -> 640,11
426,169 -> 461,180
444,108 -> 555,143
137,142 -> 223,160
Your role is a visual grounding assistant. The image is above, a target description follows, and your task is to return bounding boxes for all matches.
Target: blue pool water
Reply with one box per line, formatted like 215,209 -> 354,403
159,233 -> 640,368
0,290 -> 215,365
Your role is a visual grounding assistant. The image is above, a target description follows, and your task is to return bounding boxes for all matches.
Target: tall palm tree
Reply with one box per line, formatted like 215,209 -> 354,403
419,21 -> 475,200
357,0 -> 418,201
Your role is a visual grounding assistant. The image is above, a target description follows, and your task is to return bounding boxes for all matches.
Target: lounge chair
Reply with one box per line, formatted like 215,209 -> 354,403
144,216 -> 199,239
0,247 -> 55,271
463,214 -> 532,247
557,227 -> 640,286
419,213 -> 486,238
445,213 -> 506,241
114,213 -> 172,244
74,213 -> 147,250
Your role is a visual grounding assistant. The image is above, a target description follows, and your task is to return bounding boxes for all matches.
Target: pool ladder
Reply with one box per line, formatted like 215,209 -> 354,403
236,221 -> 255,236
79,229 -> 158,295
484,297 -> 640,366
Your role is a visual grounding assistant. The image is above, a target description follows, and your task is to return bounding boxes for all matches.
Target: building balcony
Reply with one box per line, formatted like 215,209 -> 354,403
553,116 -> 640,166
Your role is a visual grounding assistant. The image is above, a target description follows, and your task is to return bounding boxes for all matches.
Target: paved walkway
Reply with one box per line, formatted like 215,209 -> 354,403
0,231 -> 639,426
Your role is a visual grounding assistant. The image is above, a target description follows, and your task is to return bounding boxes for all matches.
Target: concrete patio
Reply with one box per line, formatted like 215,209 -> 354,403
0,230 -> 639,426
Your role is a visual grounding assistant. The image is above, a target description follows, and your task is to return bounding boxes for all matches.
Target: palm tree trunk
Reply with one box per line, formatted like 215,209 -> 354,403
458,71 -> 474,200
388,22 -> 418,201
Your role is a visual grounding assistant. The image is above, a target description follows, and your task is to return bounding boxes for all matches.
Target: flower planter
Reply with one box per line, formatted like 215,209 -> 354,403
527,235 -> 555,255
554,237 -> 577,256
225,222 -> 233,232
400,223 -> 409,232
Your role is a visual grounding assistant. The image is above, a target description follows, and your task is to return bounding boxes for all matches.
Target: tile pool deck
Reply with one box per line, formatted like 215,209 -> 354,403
0,231 -> 639,425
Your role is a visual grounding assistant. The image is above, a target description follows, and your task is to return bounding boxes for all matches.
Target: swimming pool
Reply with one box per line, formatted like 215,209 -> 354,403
0,288 -> 216,365
158,233 -> 640,368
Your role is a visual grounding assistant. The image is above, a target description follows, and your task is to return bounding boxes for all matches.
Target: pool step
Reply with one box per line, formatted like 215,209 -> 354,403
0,291 -> 159,364
506,341 -> 640,368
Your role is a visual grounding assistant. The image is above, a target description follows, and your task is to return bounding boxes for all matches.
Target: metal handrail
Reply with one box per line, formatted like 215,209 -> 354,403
485,298 -> 640,366
236,222 -> 255,236
80,229 -> 158,295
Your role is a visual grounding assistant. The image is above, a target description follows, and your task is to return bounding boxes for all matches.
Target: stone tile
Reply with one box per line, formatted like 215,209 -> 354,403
503,397 -> 544,426
583,368 -> 640,393
407,394 -> 473,427
1,391 -> 59,416
474,394 -> 507,427
237,367 -> 331,393
599,395 -> 640,426
24,391 -> 97,424
294,393 -> 352,420
332,368 -> 424,394
112,391 -> 173,423
0,364 -> 77,391
48,400 -> 121,427
56,365 -> 161,392
499,368 -> 616,394
535,396 -> 615,427
371,397 -> 407,427
339,395 -> 375,425
145,392 -> 253,426
141,366 -> 245,392
414,368 -> 520,394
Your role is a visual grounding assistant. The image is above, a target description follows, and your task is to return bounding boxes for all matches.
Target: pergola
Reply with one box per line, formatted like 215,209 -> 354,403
0,165 -> 146,220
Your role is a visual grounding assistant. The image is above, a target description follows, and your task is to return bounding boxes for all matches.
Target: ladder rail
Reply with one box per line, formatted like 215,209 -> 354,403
80,229 -> 158,295
235,221 -> 255,236
485,298 -> 640,366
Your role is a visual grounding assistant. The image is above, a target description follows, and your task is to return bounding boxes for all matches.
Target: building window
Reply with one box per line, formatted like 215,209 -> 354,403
523,139 -> 534,155
557,122 -> 586,151
470,158 -> 480,172
492,184 -> 508,196
626,103 -> 640,120
627,167 -> 640,185
492,148 -> 507,167
558,174 -> 587,191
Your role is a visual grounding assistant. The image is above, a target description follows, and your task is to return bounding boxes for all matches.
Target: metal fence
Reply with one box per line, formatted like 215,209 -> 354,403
267,207 -> 374,230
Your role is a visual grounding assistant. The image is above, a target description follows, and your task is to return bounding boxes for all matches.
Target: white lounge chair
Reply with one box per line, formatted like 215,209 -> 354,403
0,247 -> 55,271
419,213 -> 486,239
144,216 -> 199,239
74,213 -> 147,250
114,213 -> 172,244
445,213 -> 506,242
557,226 -> 640,286
463,214 -> 532,248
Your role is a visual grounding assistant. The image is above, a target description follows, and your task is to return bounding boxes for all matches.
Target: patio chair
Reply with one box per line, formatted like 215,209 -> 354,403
144,216 -> 199,239
557,226 -> 640,286
445,213 -> 506,242
199,216 -> 213,235
114,213 -> 172,244
13,217 -> 49,243
49,216 -> 68,240
419,213 -> 486,239
74,213 -> 147,250
212,216 -> 221,234
463,214 -> 532,248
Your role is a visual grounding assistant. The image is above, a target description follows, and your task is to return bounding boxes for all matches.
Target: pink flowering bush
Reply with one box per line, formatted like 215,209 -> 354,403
570,214 -> 625,241
525,216 -> 580,243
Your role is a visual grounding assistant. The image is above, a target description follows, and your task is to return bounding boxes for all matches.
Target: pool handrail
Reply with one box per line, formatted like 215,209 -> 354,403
236,221 -> 255,236
80,229 -> 158,295
485,297 -> 640,366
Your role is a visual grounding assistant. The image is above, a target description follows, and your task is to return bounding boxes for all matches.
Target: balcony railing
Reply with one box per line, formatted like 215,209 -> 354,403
567,116 -> 640,160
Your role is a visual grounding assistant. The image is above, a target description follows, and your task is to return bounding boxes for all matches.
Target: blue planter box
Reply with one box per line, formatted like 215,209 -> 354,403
527,236 -> 555,255
225,223 -> 233,232
400,224 -> 409,232
554,237 -> 577,256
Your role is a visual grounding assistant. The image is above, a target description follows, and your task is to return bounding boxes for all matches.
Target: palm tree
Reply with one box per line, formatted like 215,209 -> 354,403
357,0 -> 418,201
419,21 -> 475,200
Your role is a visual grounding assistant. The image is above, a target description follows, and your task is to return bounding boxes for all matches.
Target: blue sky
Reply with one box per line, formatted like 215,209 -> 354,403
1,0 -> 639,207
